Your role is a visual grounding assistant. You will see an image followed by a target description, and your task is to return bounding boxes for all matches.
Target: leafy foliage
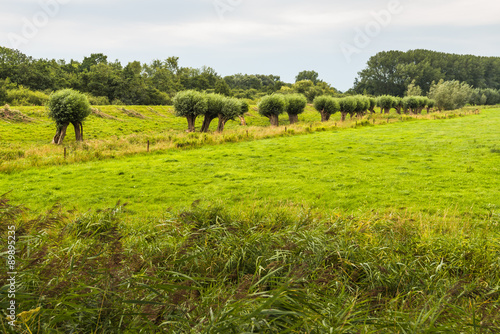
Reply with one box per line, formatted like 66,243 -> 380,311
258,94 -> 287,118
339,96 -> 358,115
295,70 -> 319,84
173,90 -> 207,117
47,89 -> 91,126
221,97 -> 243,120
354,49 -> 500,96
284,93 -> 307,115
377,95 -> 394,110
429,80 -> 473,110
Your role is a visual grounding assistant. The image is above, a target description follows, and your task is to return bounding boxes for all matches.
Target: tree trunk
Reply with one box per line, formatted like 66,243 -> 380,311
72,121 -> 83,141
384,107 -> 391,114
426,107 -> 431,113
320,109 -> 330,122
341,112 -> 347,122
288,113 -> 299,124
217,114 -> 228,132
369,106 -> 375,114
201,115 -> 216,132
380,107 -> 384,114
268,114 -> 279,127
186,115 -> 196,132
52,123 -> 69,145
239,115 -> 247,126
395,106 -> 401,114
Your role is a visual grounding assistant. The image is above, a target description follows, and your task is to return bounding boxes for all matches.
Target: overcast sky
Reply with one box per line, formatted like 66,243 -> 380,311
1,0 -> 500,91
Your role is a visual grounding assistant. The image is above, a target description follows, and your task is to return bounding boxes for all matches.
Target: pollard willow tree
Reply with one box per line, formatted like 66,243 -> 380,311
368,97 -> 377,114
426,99 -> 436,113
338,96 -> 357,121
258,94 -> 286,127
354,95 -> 370,118
313,95 -> 340,122
393,97 -> 403,114
201,93 -> 224,132
239,100 -> 249,125
173,90 -> 207,132
47,89 -> 91,145
217,97 -> 243,132
284,94 -> 307,124
403,96 -> 419,114
377,95 -> 394,114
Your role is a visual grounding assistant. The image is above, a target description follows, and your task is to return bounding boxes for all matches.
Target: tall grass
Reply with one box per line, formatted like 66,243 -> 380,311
1,195 -> 499,333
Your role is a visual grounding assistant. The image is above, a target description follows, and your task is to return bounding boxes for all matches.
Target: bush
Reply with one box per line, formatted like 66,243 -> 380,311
428,80 -> 472,110
6,86 -> 49,106
0,82 -> 7,105
86,94 -> 110,106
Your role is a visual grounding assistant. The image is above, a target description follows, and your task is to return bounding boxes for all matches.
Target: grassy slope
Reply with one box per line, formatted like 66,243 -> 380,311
1,109 -> 499,219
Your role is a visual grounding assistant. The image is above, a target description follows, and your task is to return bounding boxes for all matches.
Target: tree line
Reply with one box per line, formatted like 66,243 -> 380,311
352,49 -> 500,97
0,46 -> 340,106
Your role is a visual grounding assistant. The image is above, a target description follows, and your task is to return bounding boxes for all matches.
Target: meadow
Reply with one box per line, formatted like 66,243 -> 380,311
0,105 -> 499,333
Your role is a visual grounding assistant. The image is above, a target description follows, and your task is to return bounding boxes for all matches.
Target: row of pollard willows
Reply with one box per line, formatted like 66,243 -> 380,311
312,95 -> 437,123
173,90 -> 249,133
174,91 -> 438,130
255,93 -> 438,127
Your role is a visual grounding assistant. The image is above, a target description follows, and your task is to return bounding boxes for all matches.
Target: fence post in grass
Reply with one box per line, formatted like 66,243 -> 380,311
285,127 -> 287,133
64,147 -> 66,159
147,140 -> 150,152
246,130 -> 249,137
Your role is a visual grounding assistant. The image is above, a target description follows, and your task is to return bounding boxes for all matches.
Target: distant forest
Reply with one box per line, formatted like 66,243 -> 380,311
0,46 -> 324,106
1,46 -> 499,106
352,49 -> 500,97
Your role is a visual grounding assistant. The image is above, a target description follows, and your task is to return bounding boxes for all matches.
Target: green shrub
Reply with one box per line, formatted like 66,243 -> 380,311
6,86 -> 49,106
428,80 -> 472,110
86,94 -> 111,105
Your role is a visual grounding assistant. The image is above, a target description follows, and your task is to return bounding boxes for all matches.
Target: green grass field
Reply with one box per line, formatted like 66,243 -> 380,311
1,106 -> 499,333
1,107 -> 499,218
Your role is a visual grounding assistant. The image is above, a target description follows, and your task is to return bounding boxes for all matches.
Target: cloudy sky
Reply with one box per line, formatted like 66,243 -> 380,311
1,0 -> 499,91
